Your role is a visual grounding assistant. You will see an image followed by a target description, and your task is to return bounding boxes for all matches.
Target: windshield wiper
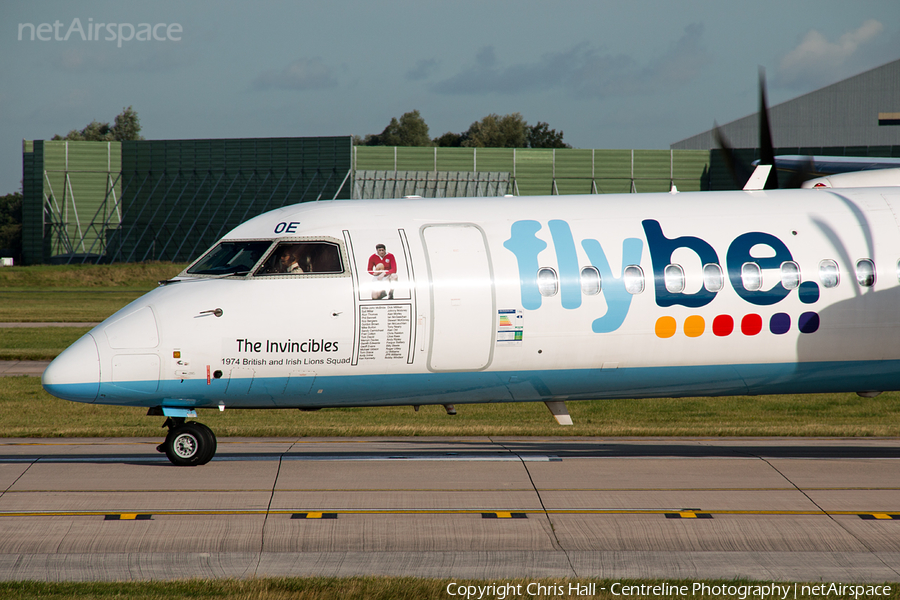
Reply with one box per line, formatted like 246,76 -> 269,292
159,270 -> 251,286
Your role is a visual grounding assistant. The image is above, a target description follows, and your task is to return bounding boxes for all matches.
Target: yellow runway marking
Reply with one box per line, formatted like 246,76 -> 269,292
1,508 -> 898,519
8,486 -> 900,494
665,510 -> 713,519
858,513 -> 900,520
103,513 -> 152,521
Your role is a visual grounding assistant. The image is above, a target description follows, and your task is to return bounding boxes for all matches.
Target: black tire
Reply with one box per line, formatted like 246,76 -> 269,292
164,422 -> 214,466
192,422 -> 217,465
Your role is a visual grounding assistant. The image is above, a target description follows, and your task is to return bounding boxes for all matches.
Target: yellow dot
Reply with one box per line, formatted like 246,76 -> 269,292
684,315 -> 706,338
655,316 -> 676,338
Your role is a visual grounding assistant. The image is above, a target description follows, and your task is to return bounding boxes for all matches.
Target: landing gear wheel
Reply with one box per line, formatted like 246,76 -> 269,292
163,422 -> 217,466
192,422 -> 217,464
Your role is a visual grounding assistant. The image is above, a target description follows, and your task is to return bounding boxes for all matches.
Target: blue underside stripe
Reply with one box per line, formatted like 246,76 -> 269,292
44,360 -> 900,408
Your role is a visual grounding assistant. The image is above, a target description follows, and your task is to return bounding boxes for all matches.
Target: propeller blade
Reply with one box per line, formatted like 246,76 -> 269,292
757,67 -> 779,189
714,121 -> 752,189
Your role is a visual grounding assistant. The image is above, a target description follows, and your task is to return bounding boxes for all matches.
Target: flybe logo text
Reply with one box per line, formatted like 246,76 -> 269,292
503,219 -> 819,334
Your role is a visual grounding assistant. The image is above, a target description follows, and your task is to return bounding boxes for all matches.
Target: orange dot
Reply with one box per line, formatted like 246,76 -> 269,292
655,316 -> 676,338
684,315 -> 705,338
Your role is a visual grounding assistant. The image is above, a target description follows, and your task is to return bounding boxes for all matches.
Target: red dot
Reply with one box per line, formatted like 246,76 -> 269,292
741,314 -> 762,335
712,315 -> 733,336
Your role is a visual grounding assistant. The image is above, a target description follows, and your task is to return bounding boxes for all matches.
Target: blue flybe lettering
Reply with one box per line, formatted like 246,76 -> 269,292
725,231 -> 793,305
505,219 -> 811,333
549,220 -> 582,309
503,220 -> 547,310
581,236 -> 643,333
642,219 -> 718,308
505,220 -> 643,333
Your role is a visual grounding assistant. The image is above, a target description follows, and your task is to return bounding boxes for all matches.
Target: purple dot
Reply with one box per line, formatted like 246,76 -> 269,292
798,312 -> 819,334
769,313 -> 791,335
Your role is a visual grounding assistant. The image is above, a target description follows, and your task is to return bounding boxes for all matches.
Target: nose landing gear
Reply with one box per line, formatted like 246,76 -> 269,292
157,417 -> 217,466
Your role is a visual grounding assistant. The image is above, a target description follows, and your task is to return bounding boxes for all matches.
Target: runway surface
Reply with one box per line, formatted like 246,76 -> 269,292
0,436 -> 898,582
0,361 -> 49,377
0,323 -> 98,328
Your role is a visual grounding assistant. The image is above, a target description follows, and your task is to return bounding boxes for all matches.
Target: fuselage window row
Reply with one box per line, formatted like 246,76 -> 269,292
676,259 -> 876,291
540,257 -> 886,300
537,265 -> 645,296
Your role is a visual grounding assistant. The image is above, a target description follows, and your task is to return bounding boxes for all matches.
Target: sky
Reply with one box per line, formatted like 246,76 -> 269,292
2,0 -> 899,193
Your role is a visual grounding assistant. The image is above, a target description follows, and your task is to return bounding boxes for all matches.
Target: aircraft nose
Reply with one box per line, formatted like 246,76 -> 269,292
42,333 -> 100,402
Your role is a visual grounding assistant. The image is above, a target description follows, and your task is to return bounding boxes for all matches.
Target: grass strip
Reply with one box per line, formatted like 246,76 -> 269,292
0,291 -> 146,322
0,262 -> 187,289
4,376 -> 900,438
0,327 -> 91,360
0,578 -> 897,600
0,262 -> 186,322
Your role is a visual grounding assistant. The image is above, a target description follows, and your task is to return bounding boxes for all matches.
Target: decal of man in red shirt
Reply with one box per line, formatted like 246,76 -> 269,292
367,243 -> 398,299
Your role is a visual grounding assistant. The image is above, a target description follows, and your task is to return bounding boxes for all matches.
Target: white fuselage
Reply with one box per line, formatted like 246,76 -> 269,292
42,188 -> 900,411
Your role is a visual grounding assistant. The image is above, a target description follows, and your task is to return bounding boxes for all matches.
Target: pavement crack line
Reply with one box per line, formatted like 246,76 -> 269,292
737,447 -> 900,579
252,439 -> 296,578
0,456 -> 40,500
491,438 -> 578,578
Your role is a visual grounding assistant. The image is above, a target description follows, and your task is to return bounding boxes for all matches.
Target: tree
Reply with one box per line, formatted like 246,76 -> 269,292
363,110 -> 431,146
526,121 -> 571,149
432,114 -> 571,148
52,106 -> 144,142
433,131 -> 464,147
361,110 -> 572,149
111,106 -> 143,141
461,113 -> 528,148
0,192 -> 22,263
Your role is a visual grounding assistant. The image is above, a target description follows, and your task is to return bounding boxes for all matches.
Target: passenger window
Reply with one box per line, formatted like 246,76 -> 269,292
580,267 -> 601,295
537,268 -> 559,296
781,261 -> 801,290
664,264 -> 685,293
623,265 -> 644,294
741,263 -> 762,291
255,242 -> 343,276
856,259 -> 876,287
819,259 -> 840,288
702,263 -> 724,292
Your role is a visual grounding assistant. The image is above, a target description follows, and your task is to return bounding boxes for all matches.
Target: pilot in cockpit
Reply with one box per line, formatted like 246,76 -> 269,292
275,246 -> 303,273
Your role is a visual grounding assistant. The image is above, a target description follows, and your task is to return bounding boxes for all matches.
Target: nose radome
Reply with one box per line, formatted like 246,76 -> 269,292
42,333 -> 100,402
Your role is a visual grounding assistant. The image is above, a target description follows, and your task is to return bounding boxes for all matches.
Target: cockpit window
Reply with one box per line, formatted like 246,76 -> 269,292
186,241 -> 271,276
254,242 -> 344,276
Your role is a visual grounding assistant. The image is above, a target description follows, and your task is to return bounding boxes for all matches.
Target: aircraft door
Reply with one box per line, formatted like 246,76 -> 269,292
422,224 -> 495,371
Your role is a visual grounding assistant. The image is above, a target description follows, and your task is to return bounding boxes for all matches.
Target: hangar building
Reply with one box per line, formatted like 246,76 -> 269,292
672,58 -> 900,151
